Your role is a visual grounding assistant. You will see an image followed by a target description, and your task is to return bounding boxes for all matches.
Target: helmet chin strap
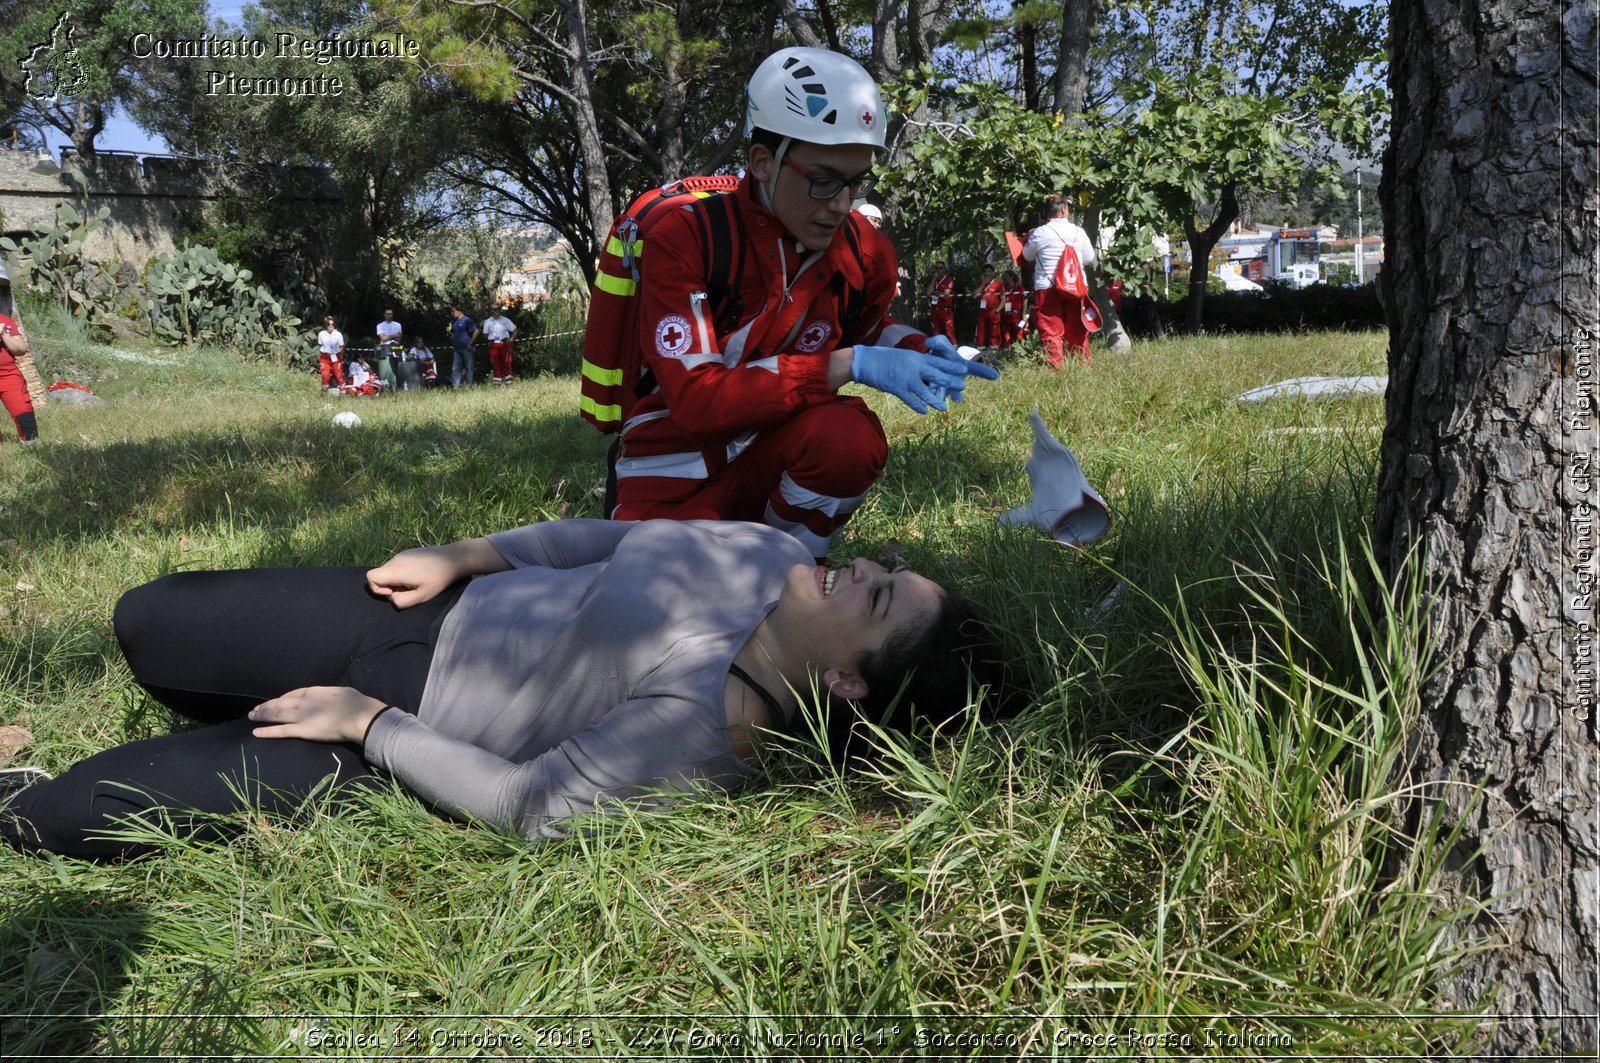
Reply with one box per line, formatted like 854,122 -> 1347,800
760,136 -> 793,213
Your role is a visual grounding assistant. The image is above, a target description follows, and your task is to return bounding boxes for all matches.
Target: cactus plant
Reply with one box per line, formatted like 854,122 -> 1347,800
1,205 -> 308,358
0,202 -> 111,313
142,244 -> 304,355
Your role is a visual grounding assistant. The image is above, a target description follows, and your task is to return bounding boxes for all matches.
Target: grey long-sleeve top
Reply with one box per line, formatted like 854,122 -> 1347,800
362,519 -> 810,838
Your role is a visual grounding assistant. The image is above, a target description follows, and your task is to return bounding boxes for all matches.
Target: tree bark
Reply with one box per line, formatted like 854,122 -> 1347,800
1180,182 -> 1239,334
561,0 -> 613,276
1054,0 -> 1094,118
869,0 -> 902,82
1378,0 -> 1598,1055
1017,1 -> 1039,112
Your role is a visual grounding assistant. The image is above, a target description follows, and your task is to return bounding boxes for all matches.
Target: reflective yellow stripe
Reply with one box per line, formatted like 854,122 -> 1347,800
596,270 -> 636,297
580,394 -> 621,423
580,359 -> 624,387
606,234 -> 640,258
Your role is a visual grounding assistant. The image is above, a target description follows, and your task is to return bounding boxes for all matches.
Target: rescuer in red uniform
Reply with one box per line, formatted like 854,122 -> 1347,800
927,262 -> 957,344
607,47 -> 998,558
0,312 -> 41,445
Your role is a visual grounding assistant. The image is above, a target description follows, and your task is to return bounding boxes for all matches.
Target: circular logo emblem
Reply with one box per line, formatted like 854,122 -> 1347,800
857,105 -> 877,132
797,320 -> 834,353
655,314 -> 692,357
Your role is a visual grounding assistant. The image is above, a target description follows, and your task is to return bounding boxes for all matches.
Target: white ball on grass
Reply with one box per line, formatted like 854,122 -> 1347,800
332,411 -> 362,428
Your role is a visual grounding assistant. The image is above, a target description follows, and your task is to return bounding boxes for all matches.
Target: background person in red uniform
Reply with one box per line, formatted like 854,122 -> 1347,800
1021,194 -> 1097,368
316,316 -> 346,392
0,312 -> 41,445
975,266 -> 1004,349
927,261 -> 957,344
1000,269 -> 1027,350
611,47 -> 997,559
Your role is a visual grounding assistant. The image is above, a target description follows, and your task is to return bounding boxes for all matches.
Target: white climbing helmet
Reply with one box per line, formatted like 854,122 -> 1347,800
744,47 -> 887,150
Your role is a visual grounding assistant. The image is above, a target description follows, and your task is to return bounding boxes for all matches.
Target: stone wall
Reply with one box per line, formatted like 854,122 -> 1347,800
0,147 -> 339,267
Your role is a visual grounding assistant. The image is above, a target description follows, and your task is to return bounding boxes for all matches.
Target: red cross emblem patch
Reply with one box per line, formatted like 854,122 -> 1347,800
655,314 -> 692,357
797,320 -> 833,352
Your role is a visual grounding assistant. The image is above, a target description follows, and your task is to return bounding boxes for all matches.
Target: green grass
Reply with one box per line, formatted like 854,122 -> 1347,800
0,303 -> 1481,1058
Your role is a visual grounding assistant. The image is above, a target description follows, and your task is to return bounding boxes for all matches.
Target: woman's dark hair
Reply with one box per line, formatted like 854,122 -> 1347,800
819,588 -> 1024,768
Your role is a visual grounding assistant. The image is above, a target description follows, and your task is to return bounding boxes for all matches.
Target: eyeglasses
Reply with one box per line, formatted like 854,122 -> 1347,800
782,156 -> 878,201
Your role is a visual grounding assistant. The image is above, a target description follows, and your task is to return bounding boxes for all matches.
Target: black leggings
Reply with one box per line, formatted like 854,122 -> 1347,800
1,568 -> 464,860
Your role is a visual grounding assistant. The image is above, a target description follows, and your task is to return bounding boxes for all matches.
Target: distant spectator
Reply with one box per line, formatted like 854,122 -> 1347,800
927,261 -> 956,343
0,309 -> 40,445
341,354 -> 387,397
448,306 -> 478,389
975,266 -> 1003,349
482,305 -> 518,385
856,202 -> 884,229
374,309 -> 403,391
1000,269 -> 1027,350
317,315 -> 346,393
408,337 -> 442,387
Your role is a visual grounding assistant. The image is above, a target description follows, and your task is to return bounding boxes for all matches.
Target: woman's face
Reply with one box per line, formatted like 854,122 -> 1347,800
770,557 -> 943,696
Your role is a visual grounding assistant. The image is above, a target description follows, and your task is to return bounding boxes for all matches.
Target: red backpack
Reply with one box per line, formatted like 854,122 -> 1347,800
1052,243 -> 1089,296
1051,244 -> 1103,333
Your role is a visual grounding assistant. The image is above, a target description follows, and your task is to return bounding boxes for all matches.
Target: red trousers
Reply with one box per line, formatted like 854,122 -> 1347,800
488,341 -> 514,381
613,398 -> 887,559
0,360 -> 36,440
929,306 -> 956,344
976,311 -> 1002,347
318,354 -> 345,389
1000,314 -> 1021,348
1033,289 -> 1091,367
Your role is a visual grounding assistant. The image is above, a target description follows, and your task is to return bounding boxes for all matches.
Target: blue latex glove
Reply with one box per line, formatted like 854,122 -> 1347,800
851,345 -> 967,414
923,335 -> 1002,381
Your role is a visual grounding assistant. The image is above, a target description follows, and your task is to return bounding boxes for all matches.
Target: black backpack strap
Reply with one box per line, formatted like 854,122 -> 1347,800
702,193 -> 745,334
835,215 -> 870,343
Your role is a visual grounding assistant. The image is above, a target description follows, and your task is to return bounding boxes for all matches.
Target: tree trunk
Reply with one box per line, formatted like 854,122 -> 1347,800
1180,183 -> 1239,334
1017,1 -> 1038,111
779,0 -> 825,48
1377,0 -> 1598,1055
63,98 -> 101,159
652,4 -> 692,182
561,0 -> 613,276
869,0 -> 902,82
1054,0 -> 1094,118
1079,205 -> 1129,352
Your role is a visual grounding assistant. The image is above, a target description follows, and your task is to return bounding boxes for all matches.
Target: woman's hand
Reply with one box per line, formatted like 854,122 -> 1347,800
249,686 -> 388,744
367,538 -> 509,608
367,546 -> 463,608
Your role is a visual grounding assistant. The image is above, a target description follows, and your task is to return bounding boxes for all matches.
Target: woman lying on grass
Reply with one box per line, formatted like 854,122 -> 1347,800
2,519 -> 1008,860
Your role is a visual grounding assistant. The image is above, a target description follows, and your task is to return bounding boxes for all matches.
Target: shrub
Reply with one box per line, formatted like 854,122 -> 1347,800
1156,281 -> 1385,333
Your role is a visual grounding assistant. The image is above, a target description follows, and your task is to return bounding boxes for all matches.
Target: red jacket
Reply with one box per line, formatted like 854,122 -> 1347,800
0,314 -> 24,377
977,278 -> 1004,315
621,174 -> 924,482
929,272 -> 956,310
1003,284 -> 1028,318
